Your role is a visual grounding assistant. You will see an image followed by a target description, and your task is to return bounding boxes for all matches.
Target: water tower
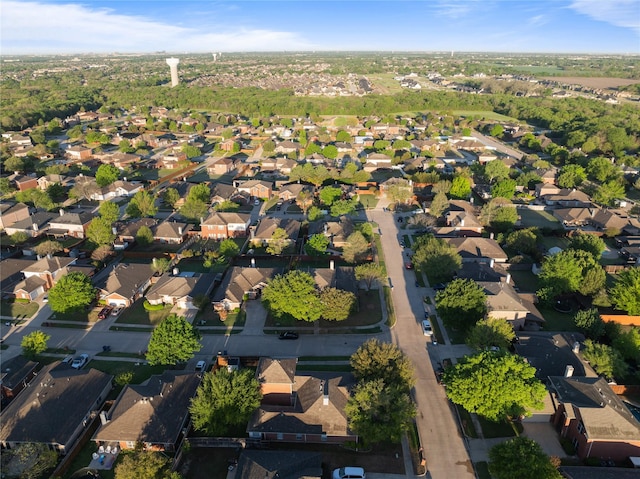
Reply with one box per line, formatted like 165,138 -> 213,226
166,57 -> 180,87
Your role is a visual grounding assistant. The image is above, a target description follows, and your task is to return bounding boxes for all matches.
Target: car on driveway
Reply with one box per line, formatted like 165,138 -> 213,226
71,353 -> 89,369
333,467 -> 365,479
405,262 -> 413,269
111,306 -> 123,316
421,319 -> 433,336
279,331 -> 299,340
98,307 -> 112,319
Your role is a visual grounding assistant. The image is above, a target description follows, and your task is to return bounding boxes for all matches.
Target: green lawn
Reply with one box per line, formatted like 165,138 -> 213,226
456,405 -> 478,438
194,308 -> 246,329
453,110 -> 519,122
0,300 -> 39,318
358,195 -> 379,209
518,209 -> 562,230
477,416 -> 520,438
52,307 -> 100,323
539,306 -> 579,332
541,236 -> 569,251
115,300 -> 174,326
318,290 -> 382,328
508,270 -> 538,293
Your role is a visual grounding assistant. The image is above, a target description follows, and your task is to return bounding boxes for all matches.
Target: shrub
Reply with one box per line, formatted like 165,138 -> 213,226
115,371 -> 134,387
14,298 -> 31,304
143,300 -> 165,311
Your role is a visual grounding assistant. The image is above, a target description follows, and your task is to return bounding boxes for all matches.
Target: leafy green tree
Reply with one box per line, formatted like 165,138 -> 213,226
118,139 -> 135,153
484,160 -> 510,183
136,225 -> 154,247
444,351 -> 546,421
449,176 -> 471,199
568,231 -> 605,259
295,190 -> 313,214
350,338 -> 415,390
345,378 -> 416,446
99,200 -> 120,224
161,187 -> 180,208
307,206 -> 324,221
126,190 -> 157,218
4,156 -> 25,173
266,227 -> 290,255
412,235 -> 461,283
429,191 -> 449,218
213,200 -> 240,212
180,199 -> 209,221
489,124 -> 504,138
182,144 -> 201,159
95,164 -> 120,187
336,130 -> 351,142
46,183 -> 66,203
557,164 -> 586,188
610,267 -> 640,315
322,144 -> 338,159
354,263 -> 386,291
319,186 -> 342,206
489,437 -> 562,479
330,199 -> 356,217
15,188 -> 54,211
48,272 -> 95,314
491,179 -> 516,199
505,228 -> 539,256
6,443 -> 58,479
538,249 -> 604,300
319,287 -> 356,321
146,314 -> 202,366
10,231 -> 29,245
262,139 -> 275,153
262,270 -> 322,322
582,339 -> 628,380
574,308 -> 605,339
306,233 -> 329,256
612,328 -> 640,362
342,231 -> 369,263
34,240 -> 62,257
0,177 -> 15,195
114,450 -> 174,479
466,317 -> 515,351
592,179 -> 625,206
187,183 -> 211,203
385,179 -> 413,205
586,156 -> 618,183
219,238 -> 240,258
480,198 -> 518,232
190,368 -> 262,436
87,216 -> 116,246
436,279 -> 487,332
150,257 -> 170,274
21,330 -> 50,359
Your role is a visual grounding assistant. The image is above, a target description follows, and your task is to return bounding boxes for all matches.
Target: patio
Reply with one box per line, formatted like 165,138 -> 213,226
88,444 -> 120,470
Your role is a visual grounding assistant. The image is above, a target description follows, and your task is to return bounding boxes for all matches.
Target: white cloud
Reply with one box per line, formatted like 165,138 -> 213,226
431,0 -> 487,18
0,1 -> 317,54
528,14 -> 548,27
569,0 -> 640,32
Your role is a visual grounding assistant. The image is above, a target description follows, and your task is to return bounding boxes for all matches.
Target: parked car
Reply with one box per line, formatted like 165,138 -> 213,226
421,319 -> 433,336
405,262 -> 413,270
333,467 -> 366,479
111,306 -> 123,316
279,331 -> 299,340
195,360 -> 207,372
254,199 -> 260,206
42,295 -> 48,303
71,353 -> 89,369
98,307 -> 112,319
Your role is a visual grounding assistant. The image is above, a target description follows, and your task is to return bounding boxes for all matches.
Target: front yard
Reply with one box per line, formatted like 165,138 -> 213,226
115,300 -> 174,326
0,299 -> 39,319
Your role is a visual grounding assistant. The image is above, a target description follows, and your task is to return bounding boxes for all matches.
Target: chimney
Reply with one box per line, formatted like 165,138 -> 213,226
330,259 -> 335,270
489,258 -> 495,268
489,232 -> 494,240
564,365 -> 574,378
59,209 -> 64,216
99,411 -> 109,425
173,267 -> 179,276
573,341 -> 580,354
178,226 -> 183,235
112,227 -> 117,235
323,394 -> 330,406
251,258 -> 256,268
123,177 -> 127,182
152,257 -> 157,265
506,273 -> 511,284
200,217 -> 204,225
33,221 -> 39,232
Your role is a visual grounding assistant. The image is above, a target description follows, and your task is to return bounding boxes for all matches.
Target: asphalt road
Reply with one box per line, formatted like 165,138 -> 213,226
471,130 -> 524,160
368,209 -> 474,479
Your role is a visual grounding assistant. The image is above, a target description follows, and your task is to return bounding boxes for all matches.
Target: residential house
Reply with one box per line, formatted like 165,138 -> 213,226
94,263 -> 154,307
104,152 -> 141,170
237,180 -> 273,199
212,266 -> 280,311
541,189 -> 592,208
4,211 -> 57,238
9,174 -> 38,192
0,361 -> 113,455
553,208 -> 596,229
549,376 -> 640,462
253,218 -> 301,245
445,237 -> 508,263
442,201 -> 483,236
145,272 -> 216,309
211,183 -> 250,205
235,450 -> 322,479
14,256 -> 78,300
479,280 -> 540,330
0,355 -> 38,406
65,145 -> 93,161
535,183 -> 561,198
308,216 -> 354,248
90,180 -> 144,201
92,371 -> 200,452
207,157 -> 237,176
36,174 -> 69,191
590,209 -> 638,235
0,202 -> 30,230
114,218 -> 158,248
158,151 -> 187,169
247,358 -> 356,444
275,141 -> 300,155
47,210 -> 93,239
2,133 -> 32,147
153,220 -> 191,244
200,212 -> 251,239
0,257 -> 36,298
363,153 -> 393,171
278,184 -> 312,202
219,139 -> 240,152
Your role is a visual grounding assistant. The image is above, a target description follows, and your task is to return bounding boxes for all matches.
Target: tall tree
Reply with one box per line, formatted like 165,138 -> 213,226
330,199 -> 357,217
429,191 -> 449,218
146,314 -> 202,366
484,160 -> 510,183
443,351 -> 546,421
537,249 -> 604,300
86,217 -> 116,246
350,338 -> 415,390
435,279 -> 487,332
412,235 -> 461,283
319,186 -> 342,206
342,231 -> 369,263
95,164 -> 120,187
33,240 -> 62,257
610,267 -> 640,315
319,287 -> 356,321
219,238 -> 240,258
161,187 -> 180,209
491,179 -> 516,200
136,225 -> 154,247
114,450 -> 175,479
449,176 -> 471,199
354,263 -> 386,291
573,308 -> 605,339
126,190 -> 157,218
262,270 -> 322,322
189,368 -> 262,436
466,317 -> 515,351
266,227 -> 290,255
557,164 -> 586,188
295,190 -> 313,214
306,233 -> 329,256
480,198 -> 518,232
568,231 -> 605,259
582,339 -> 628,380
99,200 -> 120,224
48,272 -> 95,314
489,437 -> 562,479
21,330 -> 50,359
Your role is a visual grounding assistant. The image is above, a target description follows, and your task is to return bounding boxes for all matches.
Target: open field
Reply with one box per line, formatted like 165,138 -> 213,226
541,76 -> 640,89
453,110 -> 518,122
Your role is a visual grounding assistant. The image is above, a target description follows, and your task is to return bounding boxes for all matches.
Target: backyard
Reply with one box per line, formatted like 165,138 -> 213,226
518,208 -> 562,230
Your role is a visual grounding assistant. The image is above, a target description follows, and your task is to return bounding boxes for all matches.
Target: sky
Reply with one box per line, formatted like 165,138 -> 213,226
1,0 -> 639,55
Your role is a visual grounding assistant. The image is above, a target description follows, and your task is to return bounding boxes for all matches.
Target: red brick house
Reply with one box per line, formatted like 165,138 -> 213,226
237,180 -> 273,199
200,212 -> 251,239
549,376 -> 640,462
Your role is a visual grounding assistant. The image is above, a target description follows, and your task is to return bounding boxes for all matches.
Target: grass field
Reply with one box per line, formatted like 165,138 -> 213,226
115,300 -> 174,326
0,300 -> 39,318
453,110 -> 518,122
368,73 -> 405,94
358,194 -> 379,209
518,208 -> 562,230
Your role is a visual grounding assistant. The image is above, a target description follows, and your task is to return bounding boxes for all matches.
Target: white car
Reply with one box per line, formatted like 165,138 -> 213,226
421,319 -> 433,337
71,353 -> 89,369
333,467 -> 365,479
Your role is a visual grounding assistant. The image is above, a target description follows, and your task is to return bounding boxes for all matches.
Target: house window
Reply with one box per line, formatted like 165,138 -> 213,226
572,437 -> 579,451
276,433 -> 283,440
321,434 -> 327,442
296,434 -> 303,441
577,421 -> 586,435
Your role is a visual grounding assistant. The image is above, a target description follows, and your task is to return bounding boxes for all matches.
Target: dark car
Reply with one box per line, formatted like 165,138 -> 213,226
98,307 -> 112,319
279,331 -> 299,340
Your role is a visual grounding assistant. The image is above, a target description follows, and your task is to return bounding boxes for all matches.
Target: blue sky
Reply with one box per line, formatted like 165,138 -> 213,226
1,0 -> 639,54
